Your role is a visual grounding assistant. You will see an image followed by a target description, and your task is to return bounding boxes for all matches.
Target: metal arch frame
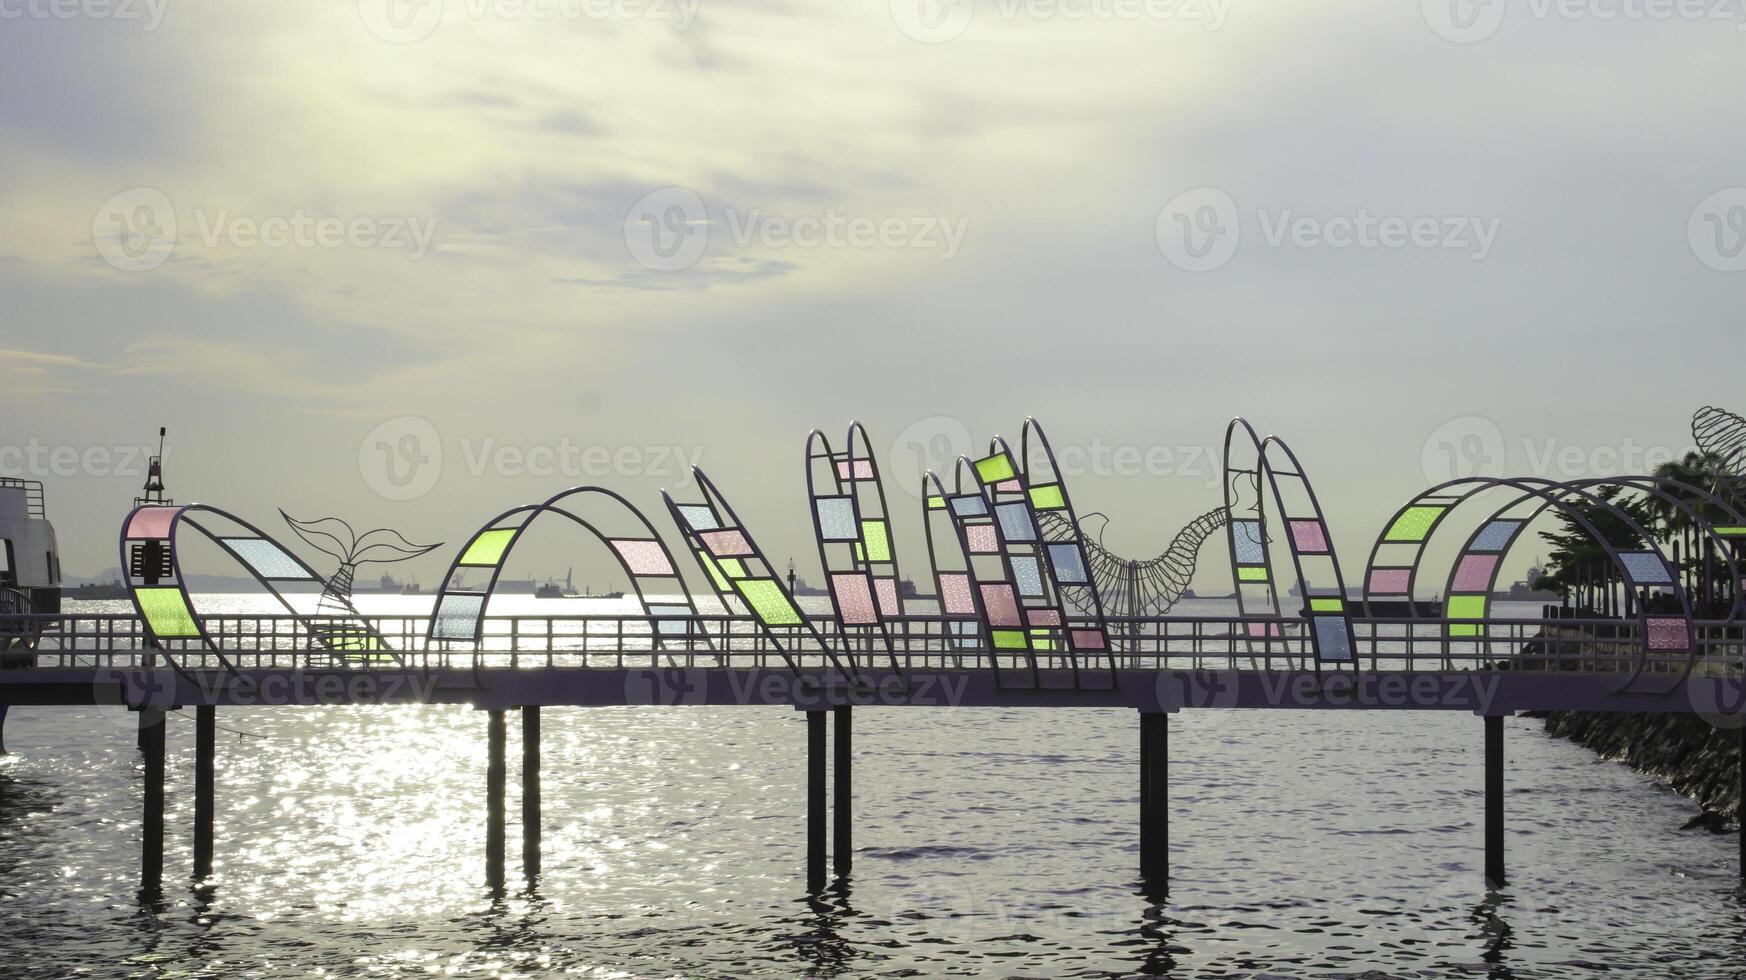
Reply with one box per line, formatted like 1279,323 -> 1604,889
121,503 -> 395,672
425,486 -> 709,655
1223,419 -> 1286,656
1222,419 -> 1355,668
803,423 -> 906,678
978,434 -> 1091,686
1015,418 -> 1116,662
663,466 -> 855,679
927,456 -> 1042,688
921,468 -> 997,670
1360,476 -> 1700,695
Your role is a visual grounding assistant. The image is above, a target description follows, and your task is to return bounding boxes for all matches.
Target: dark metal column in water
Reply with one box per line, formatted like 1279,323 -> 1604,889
1738,725 -> 1744,881
1140,712 -> 1168,890
833,706 -> 851,878
486,709 -> 506,892
194,705 -> 215,879
523,707 -> 541,882
139,708 -> 166,895
807,710 -> 826,892
1485,715 -> 1505,887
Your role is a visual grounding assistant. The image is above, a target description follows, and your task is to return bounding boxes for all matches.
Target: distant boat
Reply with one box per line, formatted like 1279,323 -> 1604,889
536,568 -> 581,599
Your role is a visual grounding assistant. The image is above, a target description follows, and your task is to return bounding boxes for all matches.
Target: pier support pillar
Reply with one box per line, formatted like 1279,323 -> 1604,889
194,705 -> 215,880
486,709 -> 506,892
1140,712 -> 1168,891
807,710 -> 826,892
1738,725 -> 1744,881
139,708 -> 166,896
1484,714 -> 1505,887
523,707 -> 541,882
833,706 -> 851,879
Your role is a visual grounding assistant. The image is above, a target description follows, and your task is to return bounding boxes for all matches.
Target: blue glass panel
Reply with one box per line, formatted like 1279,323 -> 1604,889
1618,551 -> 1672,585
1313,615 -> 1353,662
814,496 -> 858,541
434,593 -> 485,640
1469,520 -> 1520,553
1233,520 -> 1265,565
995,502 -> 1035,542
1047,543 -> 1088,584
222,537 -> 312,580
1011,556 -> 1045,597
649,603 -> 694,636
676,504 -> 718,531
950,494 -> 988,517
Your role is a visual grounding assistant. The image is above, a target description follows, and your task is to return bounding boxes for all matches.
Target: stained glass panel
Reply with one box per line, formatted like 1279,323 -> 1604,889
874,576 -> 900,617
676,504 -> 719,531
979,583 -> 1022,626
1028,483 -> 1066,510
126,507 -> 179,540
1289,519 -> 1329,554
1470,520 -> 1521,552
815,497 -> 858,541
700,529 -> 754,558
1452,553 -> 1500,593
136,587 -> 201,639
1368,568 -> 1411,594
1070,629 -> 1107,651
1046,543 -> 1088,584
1232,519 -> 1265,565
1619,551 -> 1672,585
950,494 -> 988,517
860,520 -> 892,562
1237,566 -> 1269,582
975,452 -> 1015,484
1385,506 -> 1446,543
965,524 -> 998,554
939,572 -> 975,614
992,629 -> 1028,650
1646,617 -> 1690,651
830,573 -> 878,625
460,528 -> 517,566
1313,616 -> 1353,661
734,578 -> 802,626
995,503 -> 1035,543
1011,556 -> 1045,597
434,593 -> 485,640
223,538 -> 312,580
610,539 -> 675,577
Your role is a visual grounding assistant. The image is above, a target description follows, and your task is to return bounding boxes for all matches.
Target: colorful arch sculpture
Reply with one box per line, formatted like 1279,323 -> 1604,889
1222,419 -> 1355,666
426,486 -> 707,655
924,458 -> 1037,687
121,503 -> 392,666
1360,476 -> 1713,694
664,468 -> 853,677
804,423 -> 908,674
922,468 -> 990,661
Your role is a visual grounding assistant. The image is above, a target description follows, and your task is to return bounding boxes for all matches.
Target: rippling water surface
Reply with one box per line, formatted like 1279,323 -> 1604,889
1,598 -> 1743,977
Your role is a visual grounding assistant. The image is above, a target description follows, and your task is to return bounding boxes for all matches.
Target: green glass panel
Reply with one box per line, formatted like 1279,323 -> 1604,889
1028,483 -> 1066,510
1447,594 -> 1488,619
696,550 -> 730,591
323,627 -> 385,653
992,629 -> 1028,650
1309,597 -> 1343,613
719,557 -> 748,579
137,587 -> 201,639
1715,526 -> 1746,537
1447,624 -> 1481,637
975,452 -> 1015,484
1238,566 -> 1269,582
861,520 -> 891,562
734,578 -> 802,626
926,495 -> 945,510
1384,506 -> 1446,543
459,528 -> 516,566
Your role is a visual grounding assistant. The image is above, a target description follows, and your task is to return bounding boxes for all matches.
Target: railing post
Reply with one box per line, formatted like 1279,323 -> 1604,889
194,705 -> 216,880
1485,714 -> 1505,887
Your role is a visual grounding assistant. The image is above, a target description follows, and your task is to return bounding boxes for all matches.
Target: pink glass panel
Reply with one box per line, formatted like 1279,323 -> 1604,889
1368,568 -> 1411,594
1452,554 -> 1500,593
1070,629 -> 1107,650
995,479 -> 1021,493
979,584 -> 1021,626
874,576 -> 900,617
830,573 -> 878,625
1246,622 -> 1283,637
939,573 -> 974,614
1646,617 -> 1689,651
126,506 -> 180,539
699,529 -> 754,557
1289,519 -> 1328,554
836,459 -> 875,480
965,525 -> 998,554
1027,608 -> 1062,627
610,539 -> 674,576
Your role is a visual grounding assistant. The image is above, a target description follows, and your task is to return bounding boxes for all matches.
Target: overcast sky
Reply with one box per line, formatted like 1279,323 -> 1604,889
2,0 -> 1742,591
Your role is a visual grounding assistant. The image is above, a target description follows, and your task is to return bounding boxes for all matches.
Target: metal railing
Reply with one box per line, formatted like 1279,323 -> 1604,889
2,612 -> 1743,678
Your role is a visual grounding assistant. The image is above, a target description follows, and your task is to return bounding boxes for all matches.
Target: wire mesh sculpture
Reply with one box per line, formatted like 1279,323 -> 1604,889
1692,406 -> 1746,502
1036,505 -> 1230,617
281,513 -> 442,615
